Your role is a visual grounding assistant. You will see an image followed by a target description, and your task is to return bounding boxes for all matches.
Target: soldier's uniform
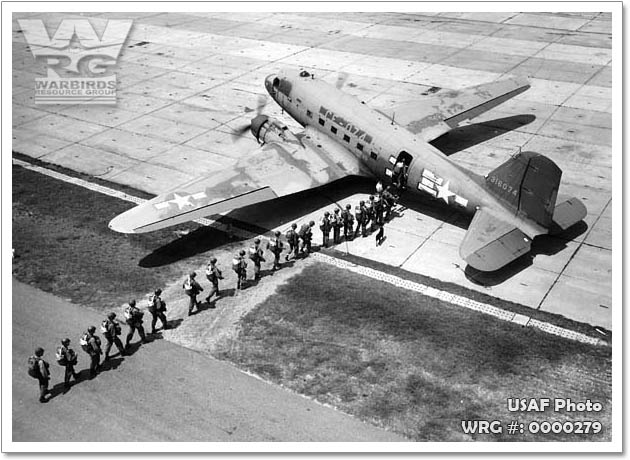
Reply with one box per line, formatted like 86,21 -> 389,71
285,223 -> 299,261
382,187 -> 397,221
299,221 -> 315,255
80,327 -> 102,378
373,195 -> 384,226
29,347 -> 50,403
233,250 -> 248,290
183,272 -> 203,316
354,204 -> 363,238
148,289 -> 169,333
124,300 -> 147,347
102,312 -> 125,359
366,195 -> 376,232
205,259 -> 223,303
332,208 -> 342,244
359,201 -> 369,237
319,211 -> 332,247
249,238 -> 265,280
56,339 -> 79,391
341,204 -> 354,241
268,231 -> 284,270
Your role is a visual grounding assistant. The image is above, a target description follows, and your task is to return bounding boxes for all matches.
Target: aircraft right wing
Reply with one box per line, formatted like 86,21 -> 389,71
109,126 -> 368,234
379,76 -> 530,142
459,208 -> 532,271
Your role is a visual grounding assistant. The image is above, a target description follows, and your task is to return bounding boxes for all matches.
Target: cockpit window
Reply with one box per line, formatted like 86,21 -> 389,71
278,78 -> 292,97
272,77 -> 280,90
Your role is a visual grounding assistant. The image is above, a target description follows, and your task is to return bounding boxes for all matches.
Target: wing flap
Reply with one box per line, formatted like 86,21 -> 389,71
459,208 -> 531,271
382,76 -> 530,142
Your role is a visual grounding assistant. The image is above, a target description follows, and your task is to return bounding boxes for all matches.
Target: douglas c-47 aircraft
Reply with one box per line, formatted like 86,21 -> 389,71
109,69 -> 587,272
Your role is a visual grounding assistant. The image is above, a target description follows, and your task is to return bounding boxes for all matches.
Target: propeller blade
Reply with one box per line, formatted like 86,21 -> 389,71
256,94 -> 268,115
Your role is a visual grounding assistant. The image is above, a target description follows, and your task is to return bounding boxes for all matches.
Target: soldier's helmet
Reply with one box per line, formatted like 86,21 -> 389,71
309,221 -> 315,226
210,257 -> 217,264
254,238 -> 261,244
35,347 -> 44,356
334,208 -> 340,213
108,312 -> 116,320
346,204 -> 351,210
275,231 -> 281,236
369,195 -> 374,200
129,299 -> 137,307
292,223 -> 297,229
61,338 -> 70,346
87,326 -> 96,333
360,200 -> 365,205
189,272 -> 196,278
324,211 -> 330,217
155,288 -> 162,295
239,249 -> 246,256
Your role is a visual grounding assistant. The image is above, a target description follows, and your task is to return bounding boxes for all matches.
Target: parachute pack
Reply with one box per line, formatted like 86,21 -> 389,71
27,356 -> 40,379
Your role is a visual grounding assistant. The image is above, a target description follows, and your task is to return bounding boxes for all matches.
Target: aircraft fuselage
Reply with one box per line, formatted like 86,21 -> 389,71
265,70 -> 546,238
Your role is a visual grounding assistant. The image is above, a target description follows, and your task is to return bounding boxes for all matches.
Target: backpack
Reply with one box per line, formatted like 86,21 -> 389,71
286,229 -> 297,244
248,247 -> 257,261
55,347 -> 68,365
232,258 -> 241,272
27,356 -> 40,379
80,333 -> 100,353
100,319 -> 109,333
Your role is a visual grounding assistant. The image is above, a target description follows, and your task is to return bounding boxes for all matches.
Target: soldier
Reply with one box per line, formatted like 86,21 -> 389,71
183,272 -> 203,316
55,338 -> 79,392
354,203 -> 364,238
382,186 -> 397,221
27,347 -> 50,403
80,326 -> 102,379
285,223 -> 299,261
124,300 -> 147,348
148,289 -> 169,333
205,259 -> 223,303
375,180 -> 384,197
375,222 -> 385,246
268,231 -> 284,270
299,221 -> 315,255
365,195 -> 376,232
332,208 -> 343,244
359,200 -> 370,237
373,194 -> 384,227
249,238 -> 266,280
232,250 -> 248,290
319,211 -> 332,247
101,312 -> 125,359
341,204 -> 354,241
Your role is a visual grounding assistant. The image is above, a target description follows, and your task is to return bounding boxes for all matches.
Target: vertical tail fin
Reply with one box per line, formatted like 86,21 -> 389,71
485,151 -> 561,227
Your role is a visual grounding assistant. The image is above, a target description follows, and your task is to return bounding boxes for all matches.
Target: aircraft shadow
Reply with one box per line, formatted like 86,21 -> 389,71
463,220 -> 589,286
430,114 -> 536,156
139,176 -> 374,268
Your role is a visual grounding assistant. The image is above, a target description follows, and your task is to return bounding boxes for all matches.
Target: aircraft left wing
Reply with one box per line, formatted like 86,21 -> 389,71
459,208 -> 532,271
109,126 -> 367,233
380,76 -> 530,142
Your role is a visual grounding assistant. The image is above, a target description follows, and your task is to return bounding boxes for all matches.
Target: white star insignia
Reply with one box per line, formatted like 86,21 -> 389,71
435,180 -> 455,204
170,193 -> 194,210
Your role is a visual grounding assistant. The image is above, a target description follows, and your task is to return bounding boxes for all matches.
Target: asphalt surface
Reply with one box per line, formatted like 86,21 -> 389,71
11,279 -> 406,442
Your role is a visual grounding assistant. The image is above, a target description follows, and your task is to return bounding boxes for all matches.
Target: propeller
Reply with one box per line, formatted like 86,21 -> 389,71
335,71 -> 349,90
231,94 -> 268,140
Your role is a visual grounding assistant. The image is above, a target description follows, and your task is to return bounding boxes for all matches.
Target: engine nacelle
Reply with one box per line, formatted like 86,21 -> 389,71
250,115 -> 299,145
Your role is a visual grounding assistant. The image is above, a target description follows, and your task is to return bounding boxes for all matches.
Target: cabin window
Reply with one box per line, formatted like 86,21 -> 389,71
306,110 -> 312,118
357,143 -> 363,151
331,126 -> 337,134
319,118 -> 325,126
343,134 -> 350,142
370,151 -> 378,160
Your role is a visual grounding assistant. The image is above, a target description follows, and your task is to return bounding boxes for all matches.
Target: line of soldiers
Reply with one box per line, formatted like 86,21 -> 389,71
319,184 -> 398,247
27,290 -> 168,403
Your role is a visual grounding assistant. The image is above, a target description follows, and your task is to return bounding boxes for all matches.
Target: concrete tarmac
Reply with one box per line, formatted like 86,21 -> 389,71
11,13 -> 613,341
12,279 -> 406,442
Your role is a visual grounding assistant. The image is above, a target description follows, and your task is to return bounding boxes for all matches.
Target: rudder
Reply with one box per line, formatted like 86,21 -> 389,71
485,151 -> 561,228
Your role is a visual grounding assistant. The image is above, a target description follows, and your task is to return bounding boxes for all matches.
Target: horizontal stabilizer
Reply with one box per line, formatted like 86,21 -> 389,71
460,208 -> 531,271
551,196 -> 587,232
